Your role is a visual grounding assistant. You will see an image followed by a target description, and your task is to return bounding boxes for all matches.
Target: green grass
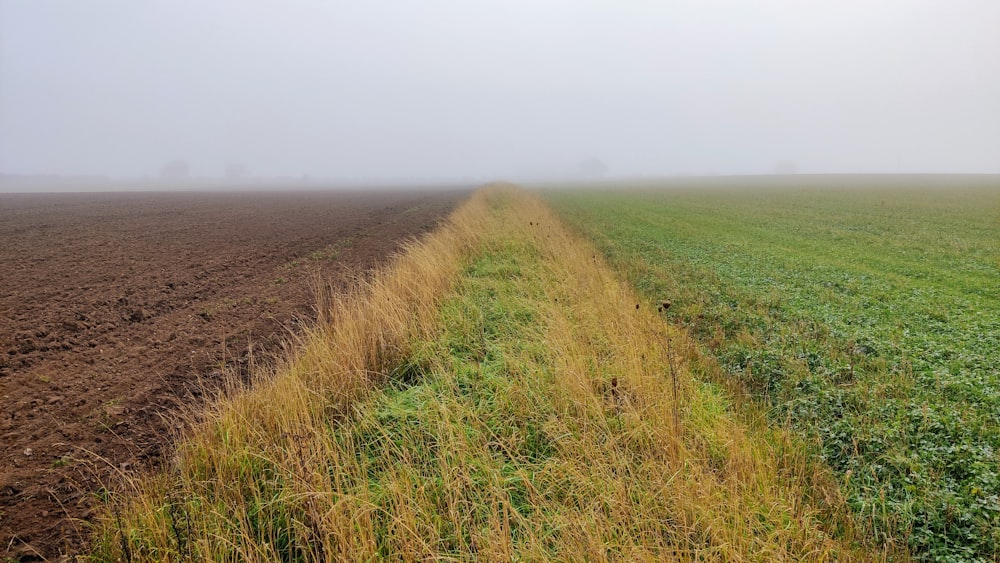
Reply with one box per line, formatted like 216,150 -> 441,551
546,182 -> 1000,561
332,243 -> 557,557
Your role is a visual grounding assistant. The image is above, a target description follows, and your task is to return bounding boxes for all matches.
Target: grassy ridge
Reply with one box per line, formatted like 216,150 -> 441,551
545,184 -> 1000,561
90,186 -> 492,560
92,186 -> 875,560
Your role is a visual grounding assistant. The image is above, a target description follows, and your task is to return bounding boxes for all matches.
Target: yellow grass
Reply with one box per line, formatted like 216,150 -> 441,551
91,184 -> 893,561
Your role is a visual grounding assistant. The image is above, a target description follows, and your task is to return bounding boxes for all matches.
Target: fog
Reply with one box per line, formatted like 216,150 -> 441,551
1,1 -> 998,182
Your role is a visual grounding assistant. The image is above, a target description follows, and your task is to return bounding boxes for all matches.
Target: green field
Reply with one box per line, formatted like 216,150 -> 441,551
546,179 -> 1000,561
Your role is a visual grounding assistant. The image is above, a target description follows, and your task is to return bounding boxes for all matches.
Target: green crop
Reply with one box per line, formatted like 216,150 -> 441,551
547,183 -> 1000,561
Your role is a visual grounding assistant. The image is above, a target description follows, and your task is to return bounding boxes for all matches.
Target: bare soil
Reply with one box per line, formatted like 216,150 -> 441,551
0,188 -> 464,560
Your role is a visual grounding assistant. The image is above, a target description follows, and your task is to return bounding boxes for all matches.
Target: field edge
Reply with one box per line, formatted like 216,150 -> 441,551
90,184 -> 884,561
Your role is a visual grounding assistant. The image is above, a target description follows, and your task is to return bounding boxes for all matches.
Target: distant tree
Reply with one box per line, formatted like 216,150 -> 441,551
225,162 -> 249,179
160,159 -> 190,179
773,160 -> 798,175
578,157 -> 608,179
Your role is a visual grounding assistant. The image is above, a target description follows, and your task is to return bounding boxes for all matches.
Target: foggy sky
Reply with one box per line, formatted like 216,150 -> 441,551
1,1 -> 998,180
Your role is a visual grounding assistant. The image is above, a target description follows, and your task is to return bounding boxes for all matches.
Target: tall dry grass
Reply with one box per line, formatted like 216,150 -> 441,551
467,189 -> 874,560
91,185 -> 888,561
92,186 -> 492,560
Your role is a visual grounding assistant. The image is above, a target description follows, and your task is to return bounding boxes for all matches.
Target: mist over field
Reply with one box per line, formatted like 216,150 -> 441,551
5,3 -> 1000,560
1,0 -> 999,185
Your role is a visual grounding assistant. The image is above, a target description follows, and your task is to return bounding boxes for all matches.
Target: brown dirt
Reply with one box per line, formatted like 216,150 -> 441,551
0,188 -> 465,561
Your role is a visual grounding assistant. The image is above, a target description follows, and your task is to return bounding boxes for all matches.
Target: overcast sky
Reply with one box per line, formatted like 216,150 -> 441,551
1,0 -> 998,180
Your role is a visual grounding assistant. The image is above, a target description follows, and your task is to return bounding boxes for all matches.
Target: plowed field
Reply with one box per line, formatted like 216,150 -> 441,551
0,188 -> 464,560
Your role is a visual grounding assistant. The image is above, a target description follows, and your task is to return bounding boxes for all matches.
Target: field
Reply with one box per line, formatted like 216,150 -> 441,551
89,186 -> 883,562
545,177 -> 1000,560
0,189 -> 463,559
10,179 -> 998,561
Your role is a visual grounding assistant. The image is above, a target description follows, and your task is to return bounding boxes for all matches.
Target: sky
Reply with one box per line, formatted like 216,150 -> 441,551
1,0 -> 998,180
